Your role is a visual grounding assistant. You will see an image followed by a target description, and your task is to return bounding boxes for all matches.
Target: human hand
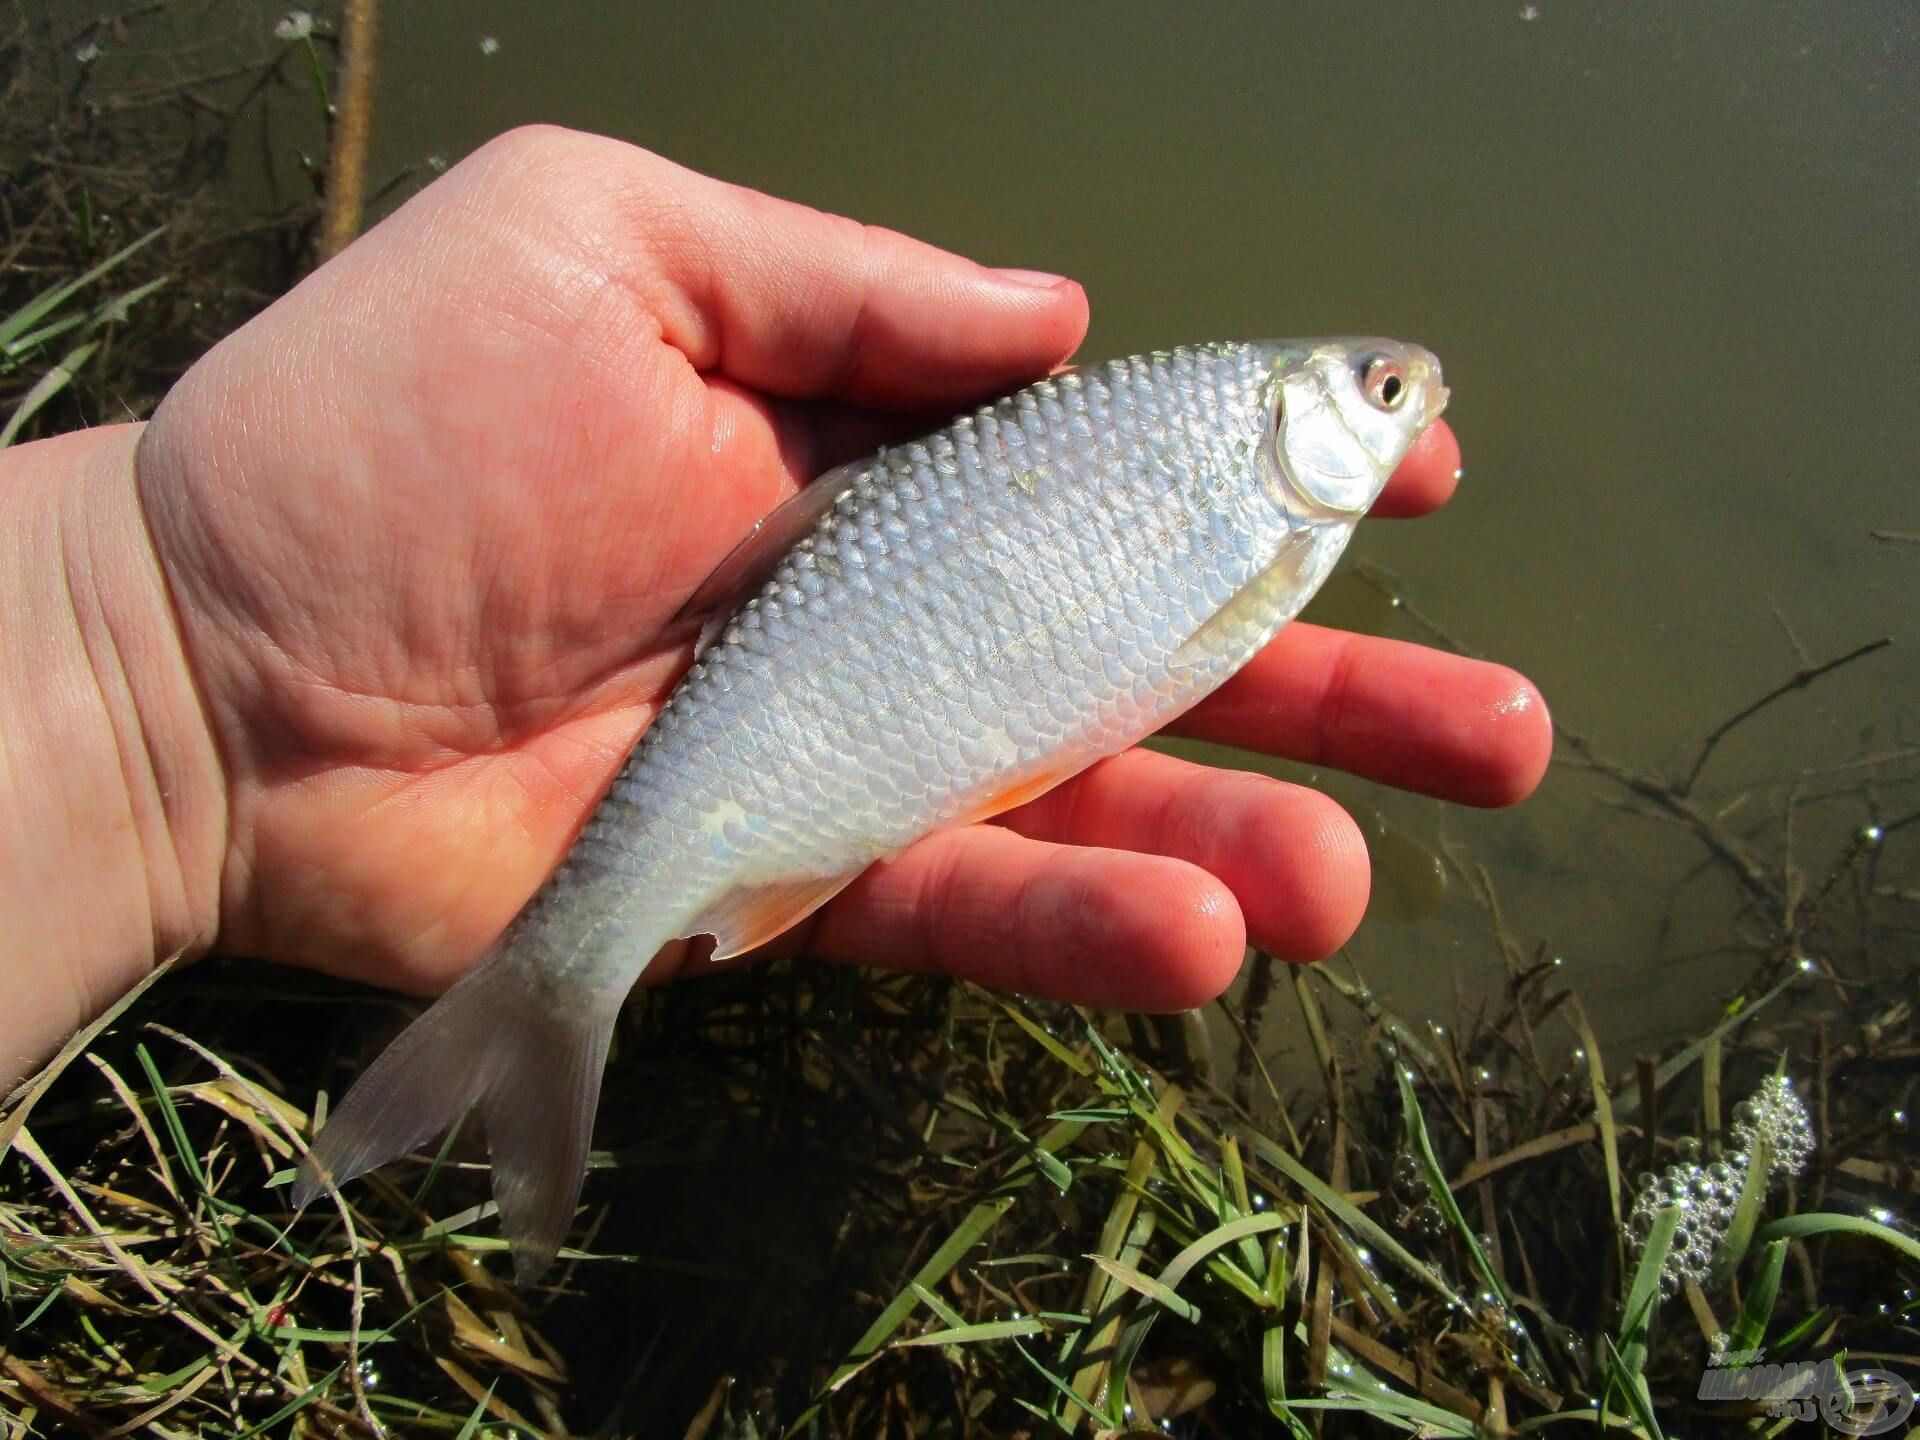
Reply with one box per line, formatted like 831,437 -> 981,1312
124,126 -> 1548,1021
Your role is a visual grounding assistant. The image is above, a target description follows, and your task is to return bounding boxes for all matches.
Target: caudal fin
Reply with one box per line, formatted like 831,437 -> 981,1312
292,948 -> 621,1285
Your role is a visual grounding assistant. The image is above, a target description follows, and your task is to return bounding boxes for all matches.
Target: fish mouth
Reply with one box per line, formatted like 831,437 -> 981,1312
1426,382 -> 1451,427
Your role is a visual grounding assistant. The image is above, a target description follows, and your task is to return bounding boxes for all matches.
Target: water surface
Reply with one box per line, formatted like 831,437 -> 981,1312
354,2 -> 1920,1057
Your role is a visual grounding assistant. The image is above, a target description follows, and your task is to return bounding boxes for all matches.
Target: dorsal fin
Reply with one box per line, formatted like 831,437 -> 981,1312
671,458 -> 867,645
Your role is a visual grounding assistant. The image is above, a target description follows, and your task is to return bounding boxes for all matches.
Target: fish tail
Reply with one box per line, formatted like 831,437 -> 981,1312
291,944 -> 623,1284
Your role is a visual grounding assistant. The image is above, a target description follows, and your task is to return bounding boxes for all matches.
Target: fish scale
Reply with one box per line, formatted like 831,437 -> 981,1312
295,336 -> 1447,1283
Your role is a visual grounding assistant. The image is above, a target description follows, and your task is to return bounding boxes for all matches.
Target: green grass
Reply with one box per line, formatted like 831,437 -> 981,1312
0,225 -> 169,446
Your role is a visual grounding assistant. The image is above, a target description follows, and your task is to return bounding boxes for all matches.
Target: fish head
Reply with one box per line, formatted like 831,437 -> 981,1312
1255,338 -> 1448,521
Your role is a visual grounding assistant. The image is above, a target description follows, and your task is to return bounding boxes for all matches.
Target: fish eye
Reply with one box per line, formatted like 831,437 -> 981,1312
1361,356 -> 1407,411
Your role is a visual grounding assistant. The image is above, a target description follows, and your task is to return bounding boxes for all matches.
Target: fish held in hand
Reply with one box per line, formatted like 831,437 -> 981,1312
292,338 -> 1448,1281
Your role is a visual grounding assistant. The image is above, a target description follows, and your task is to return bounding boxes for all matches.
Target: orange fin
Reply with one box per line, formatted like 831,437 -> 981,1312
690,767 -> 1083,962
692,871 -> 863,962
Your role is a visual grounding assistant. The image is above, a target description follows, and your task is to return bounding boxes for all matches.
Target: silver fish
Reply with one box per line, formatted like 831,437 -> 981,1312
294,339 -> 1448,1279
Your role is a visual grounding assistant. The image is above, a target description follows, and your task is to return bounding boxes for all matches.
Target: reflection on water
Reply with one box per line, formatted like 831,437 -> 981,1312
352,3 -> 1916,1055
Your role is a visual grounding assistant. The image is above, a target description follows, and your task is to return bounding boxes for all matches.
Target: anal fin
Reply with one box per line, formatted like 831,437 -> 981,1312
690,765 -> 1082,963
693,871 -> 864,962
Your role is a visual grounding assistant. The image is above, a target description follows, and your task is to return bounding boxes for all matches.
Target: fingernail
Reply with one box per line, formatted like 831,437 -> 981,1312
991,267 -> 1070,290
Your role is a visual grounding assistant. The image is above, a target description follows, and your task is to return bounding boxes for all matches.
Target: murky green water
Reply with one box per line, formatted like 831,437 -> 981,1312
34,0 -> 1873,1070
346,2 -> 1919,1060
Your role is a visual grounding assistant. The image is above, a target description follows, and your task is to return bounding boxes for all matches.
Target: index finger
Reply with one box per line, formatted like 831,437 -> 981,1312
1372,418 -> 1461,518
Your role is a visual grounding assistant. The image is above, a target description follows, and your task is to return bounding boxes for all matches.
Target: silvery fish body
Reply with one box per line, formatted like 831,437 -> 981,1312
296,338 -> 1448,1280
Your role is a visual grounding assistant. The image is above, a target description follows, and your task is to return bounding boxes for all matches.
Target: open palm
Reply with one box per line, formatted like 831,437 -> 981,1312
135,127 -> 1548,1012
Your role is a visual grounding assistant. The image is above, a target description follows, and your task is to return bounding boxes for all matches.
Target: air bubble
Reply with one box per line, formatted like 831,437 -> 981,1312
1625,1076 -> 1819,1299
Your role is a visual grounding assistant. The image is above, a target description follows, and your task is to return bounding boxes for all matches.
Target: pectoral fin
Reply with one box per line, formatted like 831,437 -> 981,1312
1172,528 -> 1322,669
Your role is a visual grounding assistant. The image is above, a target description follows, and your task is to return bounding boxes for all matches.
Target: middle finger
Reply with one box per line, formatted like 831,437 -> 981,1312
998,747 -> 1371,962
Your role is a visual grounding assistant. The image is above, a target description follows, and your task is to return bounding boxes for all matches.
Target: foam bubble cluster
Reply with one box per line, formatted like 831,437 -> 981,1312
1624,1075 -> 1815,1296
1729,1074 -> 1815,1179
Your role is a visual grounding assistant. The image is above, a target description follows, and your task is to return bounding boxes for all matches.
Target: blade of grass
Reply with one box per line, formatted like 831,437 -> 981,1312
452,1381 -> 498,1440
1281,1390 -> 1480,1436
4,276 -> 171,362
1158,1211 -> 1288,1297
944,1095 -> 1073,1192
908,1280 -> 968,1329
1261,1322 -> 1315,1439
1085,1254 -> 1200,1323
1610,973 -> 1796,1119
1702,1033 -> 1723,1155
1712,1135 -> 1773,1285
1219,1138 -> 1269,1279
0,956 -> 177,1166
896,1316 -> 1056,1347
1571,997 -> 1626,1280
1727,1238 -> 1788,1354
0,225 -> 166,351
1754,1212 -> 1920,1264
993,997 -> 1096,1078
1612,1203 -> 1680,1426
1242,1129 -> 1470,1310
1393,1062 -> 1510,1310
132,1042 -> 230,1247
0,311 -> 89,361
1600,1334 -> 1666,1440
1771,1305 -> 1833,1351
1012,1338 -> 1105,1425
